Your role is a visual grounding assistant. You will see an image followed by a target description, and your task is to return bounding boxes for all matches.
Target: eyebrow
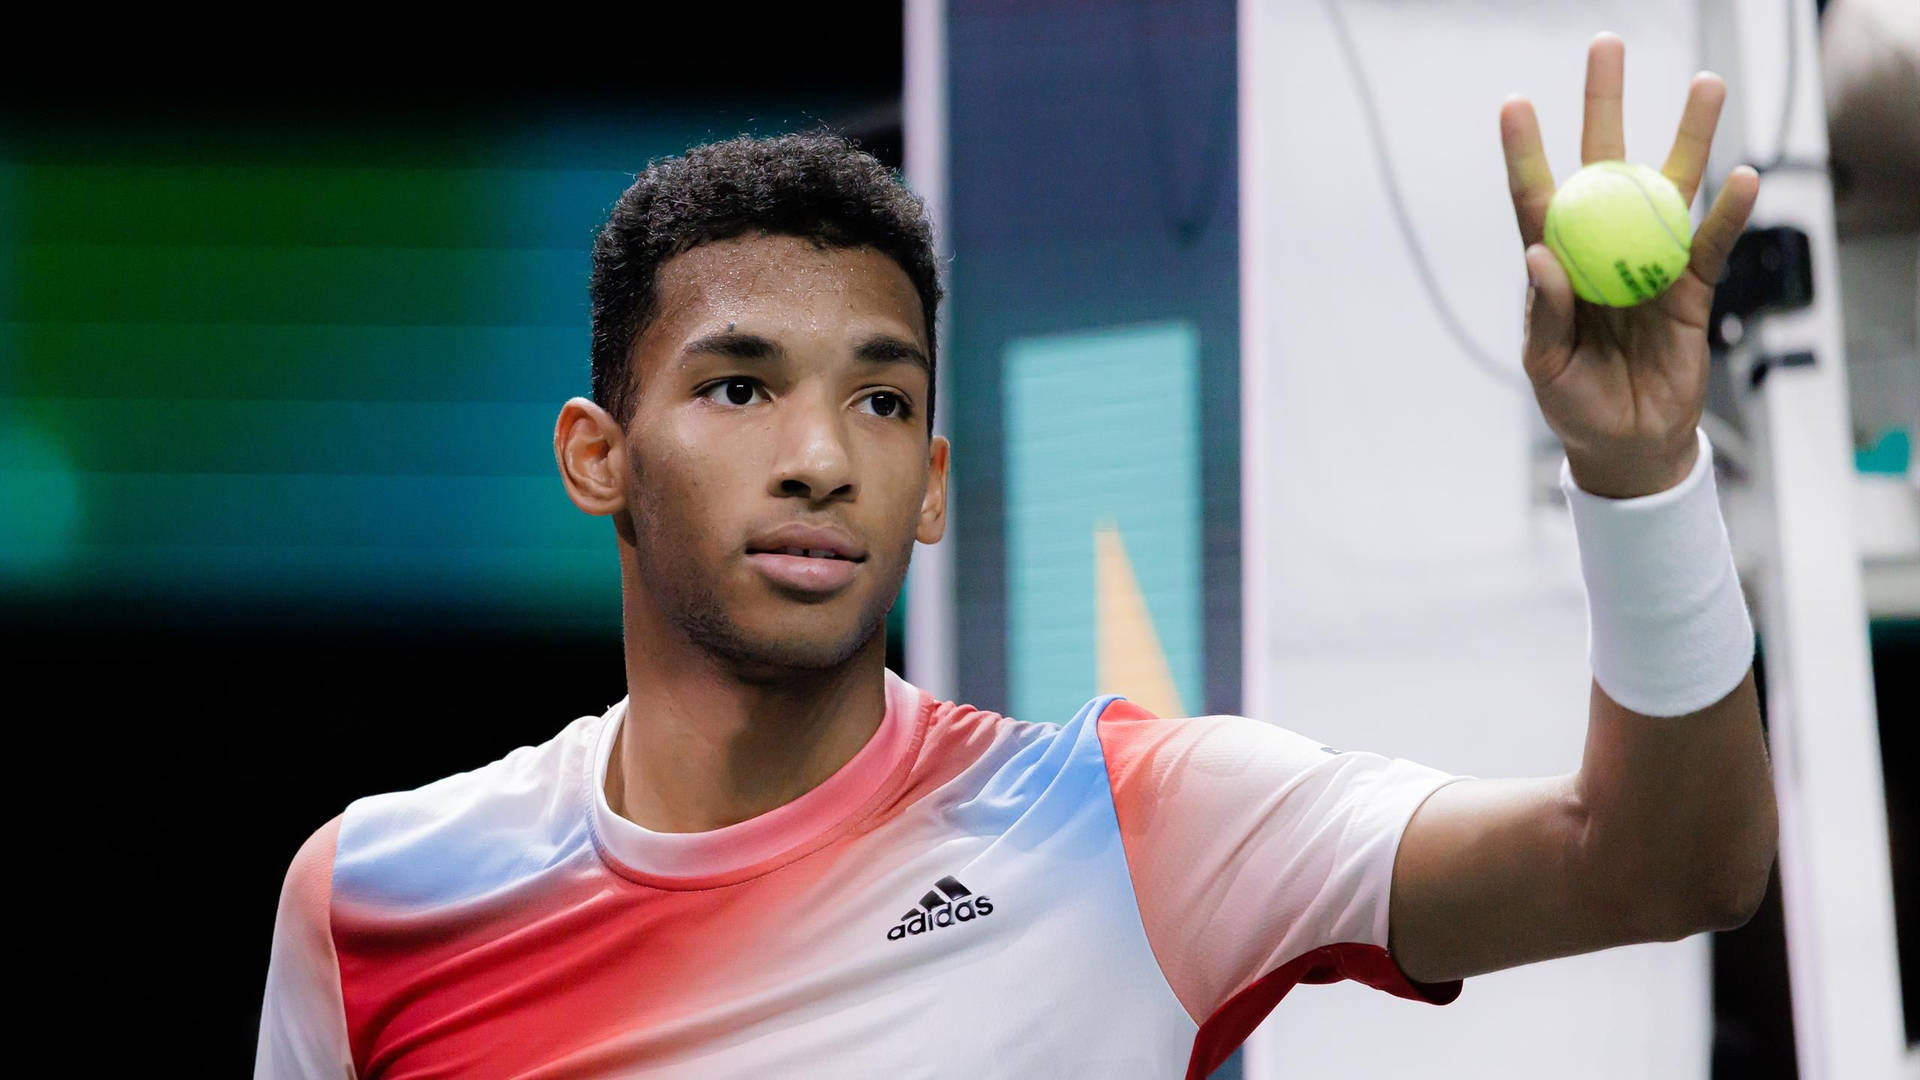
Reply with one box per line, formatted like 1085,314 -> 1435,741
682,331 -> 781,365
852,336 -> 930,375
681,331 -> 930,376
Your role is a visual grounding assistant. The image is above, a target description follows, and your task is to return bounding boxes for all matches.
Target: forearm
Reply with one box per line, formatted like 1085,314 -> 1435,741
1560,427 -> 1778,938
1573,670 -> 1777,938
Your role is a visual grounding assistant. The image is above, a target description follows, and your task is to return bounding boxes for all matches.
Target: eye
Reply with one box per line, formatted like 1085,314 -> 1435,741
699,378 -> 767,407
859,390 -> 912,420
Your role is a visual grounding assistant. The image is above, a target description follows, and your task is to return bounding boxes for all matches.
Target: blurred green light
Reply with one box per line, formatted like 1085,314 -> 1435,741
0,420 -> 82,576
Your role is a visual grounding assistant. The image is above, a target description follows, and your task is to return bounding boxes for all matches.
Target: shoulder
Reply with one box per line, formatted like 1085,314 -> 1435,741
920,690 -> 1118,771
1096,701 -> 1343,792
1096,702 -> 1461,845
884,690 -> 1125,828
277,814 -> 344,929
888,694 -> 1056,798
908,693 -> 1307,796
259,815 -> 355,1076
921,694 -> 1064,758
332,711 -> 606,910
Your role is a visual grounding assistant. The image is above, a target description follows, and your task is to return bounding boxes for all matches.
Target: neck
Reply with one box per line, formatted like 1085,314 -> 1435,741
607,610 -> 889,835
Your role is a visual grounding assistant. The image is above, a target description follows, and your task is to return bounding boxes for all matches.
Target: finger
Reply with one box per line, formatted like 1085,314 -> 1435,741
1660,72 -> 1726,206
1687,165 -> 1760,286
1581,32 -> 1627,164
1502,95 -> 1556,249
1523,243 -> 1577,387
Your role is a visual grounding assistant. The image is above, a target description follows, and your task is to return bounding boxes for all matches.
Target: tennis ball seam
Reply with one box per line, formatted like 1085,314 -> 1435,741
1607,162 -> 1691,257
1546,216 -> 1611,303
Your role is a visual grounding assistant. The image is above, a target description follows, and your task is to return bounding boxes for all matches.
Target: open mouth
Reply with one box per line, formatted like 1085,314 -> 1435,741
758,547 -> 861,561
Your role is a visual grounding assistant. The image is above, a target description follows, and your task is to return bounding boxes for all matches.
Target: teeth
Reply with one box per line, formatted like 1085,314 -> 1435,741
775,547 -> 841,559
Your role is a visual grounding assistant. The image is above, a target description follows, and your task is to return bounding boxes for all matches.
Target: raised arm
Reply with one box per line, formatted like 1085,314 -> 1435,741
1383,33 -> 1778,984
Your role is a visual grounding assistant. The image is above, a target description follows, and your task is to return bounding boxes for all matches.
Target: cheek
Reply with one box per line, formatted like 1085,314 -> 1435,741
867,455 -> 930,540
629,439 -> 743,557
869,440 -> 929,503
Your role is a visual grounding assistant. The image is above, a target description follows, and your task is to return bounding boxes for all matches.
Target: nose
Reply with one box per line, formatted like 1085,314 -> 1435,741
769,384 -> 856,504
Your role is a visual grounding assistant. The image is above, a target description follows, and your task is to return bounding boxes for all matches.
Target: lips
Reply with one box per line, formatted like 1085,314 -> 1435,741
744,523 -> 868,564
745,523 -> 868,595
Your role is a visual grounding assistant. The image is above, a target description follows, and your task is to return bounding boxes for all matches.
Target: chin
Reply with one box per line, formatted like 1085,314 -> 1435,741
748,610 -> 881,669
713,632 -> 874,679
678,599 -> 883,675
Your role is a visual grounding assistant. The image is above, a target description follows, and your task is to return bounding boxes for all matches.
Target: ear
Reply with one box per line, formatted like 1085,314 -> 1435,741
915,436 -> 950,545
554,397 -> 628,516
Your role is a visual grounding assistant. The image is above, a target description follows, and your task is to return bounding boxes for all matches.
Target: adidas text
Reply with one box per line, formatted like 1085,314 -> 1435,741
887,876 -> 994,940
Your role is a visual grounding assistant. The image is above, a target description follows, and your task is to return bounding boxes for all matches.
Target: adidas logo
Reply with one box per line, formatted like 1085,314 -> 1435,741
885,875 -> 994,940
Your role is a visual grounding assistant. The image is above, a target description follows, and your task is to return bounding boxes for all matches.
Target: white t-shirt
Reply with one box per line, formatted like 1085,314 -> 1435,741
256,668 -> 1470,1078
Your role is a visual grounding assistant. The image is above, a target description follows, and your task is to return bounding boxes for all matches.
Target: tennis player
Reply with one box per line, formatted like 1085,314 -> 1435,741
256,34 -> 1776,1078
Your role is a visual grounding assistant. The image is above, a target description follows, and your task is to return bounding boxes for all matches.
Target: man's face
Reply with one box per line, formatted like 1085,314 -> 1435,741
614,232 -> 946,673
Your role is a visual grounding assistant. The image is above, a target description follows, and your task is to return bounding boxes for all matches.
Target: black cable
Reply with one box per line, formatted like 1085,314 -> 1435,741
1321,0 -> 1535,397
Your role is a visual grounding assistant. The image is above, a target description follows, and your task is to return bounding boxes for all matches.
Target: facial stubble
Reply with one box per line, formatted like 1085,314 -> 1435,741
624,442 -> 910,674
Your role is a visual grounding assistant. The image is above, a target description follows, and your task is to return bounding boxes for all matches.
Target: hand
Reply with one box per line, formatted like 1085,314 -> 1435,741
1502,32 -> 1760,499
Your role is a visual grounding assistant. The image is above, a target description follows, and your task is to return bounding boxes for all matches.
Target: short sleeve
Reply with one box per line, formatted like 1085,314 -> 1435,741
1096,700 -> 1473,1025
255,816 -> 356,1080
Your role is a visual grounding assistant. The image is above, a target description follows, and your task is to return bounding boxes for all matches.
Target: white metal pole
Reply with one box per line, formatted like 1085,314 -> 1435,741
1701,1 -> 1908,1076
904,0 -> 958,701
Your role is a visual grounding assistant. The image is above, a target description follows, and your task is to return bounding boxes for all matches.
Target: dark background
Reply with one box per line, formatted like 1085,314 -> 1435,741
4,14 -> 909,1075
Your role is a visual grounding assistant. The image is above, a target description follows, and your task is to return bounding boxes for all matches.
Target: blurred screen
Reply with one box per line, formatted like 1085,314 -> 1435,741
1,104 -> 869,631
945,0 -> 1243,717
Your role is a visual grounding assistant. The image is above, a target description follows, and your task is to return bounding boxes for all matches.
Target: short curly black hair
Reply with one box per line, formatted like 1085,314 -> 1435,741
589,131 -> 943,433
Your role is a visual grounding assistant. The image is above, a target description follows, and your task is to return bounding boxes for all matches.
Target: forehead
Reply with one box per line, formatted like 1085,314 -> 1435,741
646,233 -> 927,348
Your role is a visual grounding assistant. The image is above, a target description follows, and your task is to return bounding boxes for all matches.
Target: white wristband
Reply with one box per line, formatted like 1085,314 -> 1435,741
1560,426 -> 1756,717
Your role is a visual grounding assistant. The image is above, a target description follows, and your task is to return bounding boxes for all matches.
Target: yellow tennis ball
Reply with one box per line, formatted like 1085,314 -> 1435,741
1544,161 -> 1693,307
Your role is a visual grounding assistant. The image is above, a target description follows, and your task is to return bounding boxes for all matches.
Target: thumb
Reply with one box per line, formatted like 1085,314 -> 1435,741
1522,243 -> 1575,387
